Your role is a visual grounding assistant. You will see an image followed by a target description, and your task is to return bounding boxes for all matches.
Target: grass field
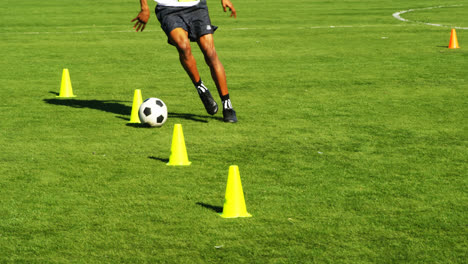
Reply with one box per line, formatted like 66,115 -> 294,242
1,0 -> 467,262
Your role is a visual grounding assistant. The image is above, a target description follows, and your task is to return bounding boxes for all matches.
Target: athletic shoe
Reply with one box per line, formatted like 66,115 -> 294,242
223,108 -> 238,123
196,85 -> 218,115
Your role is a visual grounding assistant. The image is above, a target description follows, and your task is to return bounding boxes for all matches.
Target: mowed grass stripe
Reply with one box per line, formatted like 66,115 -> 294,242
0,0 -> 467,262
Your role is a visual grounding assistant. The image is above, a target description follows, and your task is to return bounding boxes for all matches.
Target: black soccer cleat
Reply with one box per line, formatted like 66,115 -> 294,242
196,84 -> 218,115
223,108 -> 238,123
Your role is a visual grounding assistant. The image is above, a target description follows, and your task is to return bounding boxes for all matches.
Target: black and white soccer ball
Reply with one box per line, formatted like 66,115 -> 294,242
138,98 -> 168,127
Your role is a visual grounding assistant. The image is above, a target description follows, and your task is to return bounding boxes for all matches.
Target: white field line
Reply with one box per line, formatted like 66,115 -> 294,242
0,29 -> 143,35
231,24 -> 412,31
392,4 -> 468,29
1,5 -> 466,35
0,24 -> 415,35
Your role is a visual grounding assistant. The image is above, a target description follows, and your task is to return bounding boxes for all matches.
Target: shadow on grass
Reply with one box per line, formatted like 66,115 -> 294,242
44,94 -> 222,123
44,96 -> 131,116
148,156 -> 169,163
169,112 -> 223,123
196,202 -> 223,213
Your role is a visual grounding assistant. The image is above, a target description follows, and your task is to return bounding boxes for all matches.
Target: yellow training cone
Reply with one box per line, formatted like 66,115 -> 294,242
220,165 -> 252,218
167,124 -> 191,166
57,69 -> 76,98
129,89 -> 143,123
448,29 -> 460,49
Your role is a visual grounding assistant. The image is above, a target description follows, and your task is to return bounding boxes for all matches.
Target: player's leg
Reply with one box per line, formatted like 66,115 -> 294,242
169,28 -> 200,84
169,28 -> 218,115
198,34 -> 237,123
197,34 -> 228,96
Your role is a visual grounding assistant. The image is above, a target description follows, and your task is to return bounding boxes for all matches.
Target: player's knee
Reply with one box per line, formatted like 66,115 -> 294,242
203,48 -> 218,65
176,40 -> 192,57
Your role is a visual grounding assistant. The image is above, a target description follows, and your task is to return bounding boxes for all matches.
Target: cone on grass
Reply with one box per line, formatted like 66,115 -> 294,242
220,165 -> 252,218
167,124 -> 191,166
57,69 -> 76,98
448,29 -> 460,49
129,89 -> 143,123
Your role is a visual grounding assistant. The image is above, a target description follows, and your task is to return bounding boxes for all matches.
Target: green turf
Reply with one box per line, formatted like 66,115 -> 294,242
1,0 -> 467,262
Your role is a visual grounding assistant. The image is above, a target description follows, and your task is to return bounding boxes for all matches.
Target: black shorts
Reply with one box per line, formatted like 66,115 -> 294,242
155,0 -> 218,45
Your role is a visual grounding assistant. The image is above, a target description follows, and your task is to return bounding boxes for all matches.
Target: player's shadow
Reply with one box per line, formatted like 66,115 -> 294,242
44,93 -> 223,123
196,202 -> 223,213
44,96 -> 131,117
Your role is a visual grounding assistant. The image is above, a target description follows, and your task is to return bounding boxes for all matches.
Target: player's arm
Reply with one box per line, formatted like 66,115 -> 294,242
221,0 -> 237,18
131,0 -> 150,32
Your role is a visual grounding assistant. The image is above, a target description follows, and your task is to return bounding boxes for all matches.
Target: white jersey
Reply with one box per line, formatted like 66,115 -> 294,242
154,0 -> 200,7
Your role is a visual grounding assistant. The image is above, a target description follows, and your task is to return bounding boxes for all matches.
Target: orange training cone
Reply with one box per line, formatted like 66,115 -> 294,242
57,69 -> 76,98
448,29 -> 460,49
129,89 -> 143,123
220,165 -> 252,218
167,124 -> 191,166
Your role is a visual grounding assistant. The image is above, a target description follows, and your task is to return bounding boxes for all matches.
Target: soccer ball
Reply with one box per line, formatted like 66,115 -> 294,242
138,98 -> 168,127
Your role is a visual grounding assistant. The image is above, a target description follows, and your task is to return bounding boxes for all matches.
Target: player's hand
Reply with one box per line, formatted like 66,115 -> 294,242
131,9 -> 150,32
221,0 -> 237,18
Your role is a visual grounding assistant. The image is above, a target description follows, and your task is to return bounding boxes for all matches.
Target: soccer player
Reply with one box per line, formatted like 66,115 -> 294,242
132,0 -> 238,123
